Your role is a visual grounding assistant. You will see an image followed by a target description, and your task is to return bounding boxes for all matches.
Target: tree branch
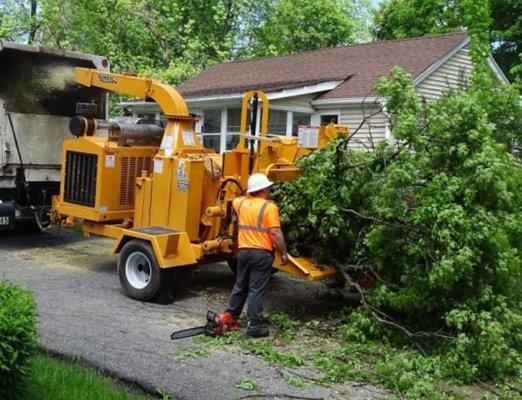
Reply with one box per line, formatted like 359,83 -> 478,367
335,265 -> 455,343
341,208 -> 411,231
235,394 -> 323,400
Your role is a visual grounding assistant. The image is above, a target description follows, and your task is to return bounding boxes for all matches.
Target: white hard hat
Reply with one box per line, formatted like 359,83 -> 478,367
247,173 -> 274,193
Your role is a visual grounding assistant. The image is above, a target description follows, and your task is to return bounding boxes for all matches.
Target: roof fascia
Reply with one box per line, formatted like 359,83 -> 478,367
487,55 -> 510,84
311,96 -> 381,109
182,80 -> 343,104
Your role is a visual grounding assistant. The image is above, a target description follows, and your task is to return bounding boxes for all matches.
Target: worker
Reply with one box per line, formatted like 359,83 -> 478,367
226,173 -> 289,338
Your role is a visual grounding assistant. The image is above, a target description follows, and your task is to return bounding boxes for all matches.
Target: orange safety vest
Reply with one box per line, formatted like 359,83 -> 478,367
234,196 -> 278,251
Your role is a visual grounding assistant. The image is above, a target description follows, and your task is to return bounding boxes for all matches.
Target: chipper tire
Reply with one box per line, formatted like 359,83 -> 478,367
118,240 -> 171,302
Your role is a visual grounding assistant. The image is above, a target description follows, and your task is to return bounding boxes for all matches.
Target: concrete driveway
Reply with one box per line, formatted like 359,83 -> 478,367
0,229 -> 388,400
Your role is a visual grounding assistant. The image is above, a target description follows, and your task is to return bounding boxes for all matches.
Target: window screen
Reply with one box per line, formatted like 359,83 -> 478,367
226,135 -> 240,150
203,109 -> 221,133
292,112 -> 312,136
268,110 -> 287,135
203,136 -> 221,153
320,114 -> 339,125
202,109 -> 221,152
227,108 -> 241,132
223,108 -> 242,150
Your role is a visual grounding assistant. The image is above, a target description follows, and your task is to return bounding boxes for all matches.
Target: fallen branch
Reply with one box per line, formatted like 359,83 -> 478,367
505,382 -> 522,395
276,366 -> 321,384
335,265 -> 455,343
342,208 -> 411,232
477,380 -> 505,397
235,394 -> 324,400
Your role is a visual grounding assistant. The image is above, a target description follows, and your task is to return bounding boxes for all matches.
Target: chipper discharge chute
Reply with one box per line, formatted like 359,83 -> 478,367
53,67 -> 351,301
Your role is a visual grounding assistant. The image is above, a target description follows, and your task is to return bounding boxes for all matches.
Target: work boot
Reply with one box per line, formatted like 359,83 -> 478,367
246,326 -> 270,338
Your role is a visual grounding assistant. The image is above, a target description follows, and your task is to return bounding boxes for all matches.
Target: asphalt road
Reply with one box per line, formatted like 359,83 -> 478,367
0,229 -> 388,400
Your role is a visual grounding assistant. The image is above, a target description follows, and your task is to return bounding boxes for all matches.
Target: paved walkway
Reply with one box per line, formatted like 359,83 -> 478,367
0,229 -> 388,400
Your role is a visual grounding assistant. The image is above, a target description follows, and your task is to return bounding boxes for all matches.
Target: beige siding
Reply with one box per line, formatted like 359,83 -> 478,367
340,106 -> 388,149
270,94 -> 316,112
416,46 -> 473,100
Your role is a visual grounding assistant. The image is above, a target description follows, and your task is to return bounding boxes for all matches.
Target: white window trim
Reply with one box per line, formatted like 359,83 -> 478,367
290,110 -> 314,136
192,109 -> 203,133
199,106 -> 316,152
286,111 -> 293,136
220,108 -> 227,153
312,110 -> 341,126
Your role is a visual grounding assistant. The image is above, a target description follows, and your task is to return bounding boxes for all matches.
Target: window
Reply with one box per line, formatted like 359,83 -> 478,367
202,109 -> 221,153
203,136 -> 221,153
203,109 -> 221,133
268,109 -> 287,135
226,135 -> 240,150
226,108 -> 241,150
292,112 -> 312,136
320,114 -> 339,125
227,108 -> 241,132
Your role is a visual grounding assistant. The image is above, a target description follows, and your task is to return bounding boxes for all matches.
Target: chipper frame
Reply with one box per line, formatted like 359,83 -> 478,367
53,68 -> 351,301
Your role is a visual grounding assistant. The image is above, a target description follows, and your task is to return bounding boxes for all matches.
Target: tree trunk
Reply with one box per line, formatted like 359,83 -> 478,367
27,0 -> 38,44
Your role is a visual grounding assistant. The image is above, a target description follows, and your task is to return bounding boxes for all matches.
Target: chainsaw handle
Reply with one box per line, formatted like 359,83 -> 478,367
206,310 -> 219,324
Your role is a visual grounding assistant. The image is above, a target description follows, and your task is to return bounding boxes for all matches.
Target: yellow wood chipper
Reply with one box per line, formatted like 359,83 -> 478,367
52,68 -> 351,301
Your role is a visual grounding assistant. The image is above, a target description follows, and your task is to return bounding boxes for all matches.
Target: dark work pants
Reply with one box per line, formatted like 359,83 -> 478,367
227,249 -> 274,332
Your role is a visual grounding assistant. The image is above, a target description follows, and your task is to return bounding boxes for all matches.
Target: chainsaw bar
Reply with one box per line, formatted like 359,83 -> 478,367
170,326 -> 207,340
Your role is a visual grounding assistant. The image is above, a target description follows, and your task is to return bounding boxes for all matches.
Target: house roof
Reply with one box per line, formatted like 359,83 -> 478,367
178,32 -> 469,100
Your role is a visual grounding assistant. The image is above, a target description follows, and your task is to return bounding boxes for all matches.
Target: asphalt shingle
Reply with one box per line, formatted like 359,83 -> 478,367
178,32 -> 468,99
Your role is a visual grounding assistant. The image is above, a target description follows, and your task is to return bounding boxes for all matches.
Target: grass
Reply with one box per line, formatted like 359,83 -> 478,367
197,309 -> 520,400
194,330 -> 304,368
235,378 -> 260,391
173,346 -> 211,361
15,354 -> 152,400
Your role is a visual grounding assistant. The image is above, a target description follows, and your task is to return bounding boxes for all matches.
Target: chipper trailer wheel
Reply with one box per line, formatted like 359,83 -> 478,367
118,240 -> 173,302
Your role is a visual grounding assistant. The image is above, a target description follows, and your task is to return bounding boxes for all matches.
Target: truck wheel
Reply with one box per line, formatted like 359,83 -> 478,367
118,240 -> 164,301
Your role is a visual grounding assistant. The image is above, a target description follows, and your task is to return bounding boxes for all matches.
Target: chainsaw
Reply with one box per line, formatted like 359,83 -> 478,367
171,310 -> 239,340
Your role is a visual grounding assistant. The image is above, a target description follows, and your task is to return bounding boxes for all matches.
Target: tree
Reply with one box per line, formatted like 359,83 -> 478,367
373,0 -> 521,81
0,0 -> 41,42
0,0 -> 374,84
1,0 -> 244,84
373,0 -> 460,40
275,0 -> 522,382
490,0 -> 522,82
240,0 -> 372,57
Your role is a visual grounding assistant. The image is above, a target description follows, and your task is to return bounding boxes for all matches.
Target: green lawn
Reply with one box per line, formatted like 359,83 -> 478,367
16,354 -> 153,400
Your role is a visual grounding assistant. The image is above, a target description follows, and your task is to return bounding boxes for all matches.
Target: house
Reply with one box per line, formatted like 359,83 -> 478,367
121,32 -> 508,153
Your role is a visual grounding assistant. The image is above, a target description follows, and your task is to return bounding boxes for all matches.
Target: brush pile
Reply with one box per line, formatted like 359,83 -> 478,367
275,67 -> 522,381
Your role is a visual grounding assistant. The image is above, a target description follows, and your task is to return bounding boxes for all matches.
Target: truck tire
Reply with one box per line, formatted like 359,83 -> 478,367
118,240 -> 167,302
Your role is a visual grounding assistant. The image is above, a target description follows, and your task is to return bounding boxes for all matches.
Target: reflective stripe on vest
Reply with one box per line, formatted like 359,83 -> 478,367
236,197 -> 271,234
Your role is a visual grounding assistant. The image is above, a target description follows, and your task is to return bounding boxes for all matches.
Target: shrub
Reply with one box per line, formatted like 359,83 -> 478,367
0,280 -> 37,397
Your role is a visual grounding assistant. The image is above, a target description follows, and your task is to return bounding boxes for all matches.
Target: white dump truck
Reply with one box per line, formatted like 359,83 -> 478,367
0,40 -> 109,230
